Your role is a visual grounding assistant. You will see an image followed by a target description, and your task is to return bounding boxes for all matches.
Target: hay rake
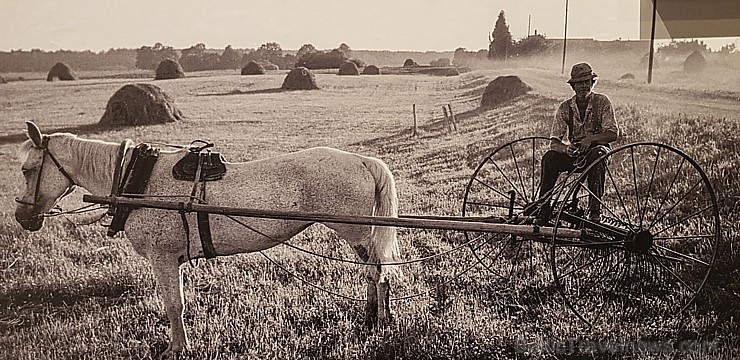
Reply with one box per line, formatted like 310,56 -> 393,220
84,138 -> 720,325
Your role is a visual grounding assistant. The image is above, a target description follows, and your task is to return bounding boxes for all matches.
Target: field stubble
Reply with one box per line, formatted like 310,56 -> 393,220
0,67 -> 738,359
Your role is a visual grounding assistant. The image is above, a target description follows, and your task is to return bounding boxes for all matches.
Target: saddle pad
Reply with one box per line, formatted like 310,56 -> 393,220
172,152 -> 227,182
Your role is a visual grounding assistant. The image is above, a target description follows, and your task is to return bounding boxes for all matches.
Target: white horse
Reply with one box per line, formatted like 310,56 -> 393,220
14,121 -> 401,359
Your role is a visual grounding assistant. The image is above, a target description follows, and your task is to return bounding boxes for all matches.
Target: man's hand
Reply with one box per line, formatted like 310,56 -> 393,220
567,144 -> 581,157
578,137 -> 593,153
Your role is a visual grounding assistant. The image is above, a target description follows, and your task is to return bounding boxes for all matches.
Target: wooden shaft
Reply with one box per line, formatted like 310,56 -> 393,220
84,194 -> 582,238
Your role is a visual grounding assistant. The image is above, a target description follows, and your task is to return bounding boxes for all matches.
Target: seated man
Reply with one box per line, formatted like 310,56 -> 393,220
538,62 -> 619,222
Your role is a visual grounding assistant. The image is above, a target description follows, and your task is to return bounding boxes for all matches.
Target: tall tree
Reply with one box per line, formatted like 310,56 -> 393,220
219,45 -> 241,69
135,46 -> 157,70
297,44 -> 317,59
489,10 -> 513,60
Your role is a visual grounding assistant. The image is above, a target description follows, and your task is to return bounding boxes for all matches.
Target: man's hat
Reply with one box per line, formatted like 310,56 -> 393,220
567,62 -> 598,83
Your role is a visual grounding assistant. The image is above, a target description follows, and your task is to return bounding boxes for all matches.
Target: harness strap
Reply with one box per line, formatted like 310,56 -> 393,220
198,210 -> 217,259
108,140 -> 132,216
110,140 -> 132,197
186,152 -> 217,260
41,137 -> 76,186
108,144 -> 159,237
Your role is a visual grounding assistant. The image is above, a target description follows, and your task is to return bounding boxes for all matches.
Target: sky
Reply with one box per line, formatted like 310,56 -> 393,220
1,0 -> 737,52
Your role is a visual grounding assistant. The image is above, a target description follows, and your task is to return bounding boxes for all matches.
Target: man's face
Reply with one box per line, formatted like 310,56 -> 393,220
570,79 -> 593,99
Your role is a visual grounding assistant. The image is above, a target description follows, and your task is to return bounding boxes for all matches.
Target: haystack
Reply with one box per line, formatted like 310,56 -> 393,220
619,73 -> 635,80
99,83 -> 184,126
480,76 -> 532,108
0,75 -> 6,84
241,61 -> 265,75
683,51 -> 706,73
362,65 -> 381,75
47,62 -> 78,81
155,59 -> 186,80
338,61 -> 360,75
281,67 -> 319,90
403,58 -> 418,67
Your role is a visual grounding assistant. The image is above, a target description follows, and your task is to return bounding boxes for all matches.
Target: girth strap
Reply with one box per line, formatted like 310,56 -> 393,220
197,210 -> 217,259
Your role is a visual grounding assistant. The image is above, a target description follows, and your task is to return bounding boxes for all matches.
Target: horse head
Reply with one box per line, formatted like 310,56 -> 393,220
15,121 -> 77,231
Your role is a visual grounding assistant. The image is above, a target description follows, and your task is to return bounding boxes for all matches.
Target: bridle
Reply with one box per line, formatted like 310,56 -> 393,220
15,136 -> 76,209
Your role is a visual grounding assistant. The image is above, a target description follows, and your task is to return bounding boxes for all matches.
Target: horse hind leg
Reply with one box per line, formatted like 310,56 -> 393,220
351,244 -> 378,327
341,225 -> 398,328
352,242 -> 394,328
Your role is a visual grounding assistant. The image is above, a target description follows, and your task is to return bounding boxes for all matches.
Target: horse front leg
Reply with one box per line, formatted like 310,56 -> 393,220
151,256 -> 189,359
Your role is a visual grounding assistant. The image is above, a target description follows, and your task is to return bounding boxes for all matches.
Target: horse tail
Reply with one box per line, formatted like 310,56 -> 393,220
362,156 -> 401,277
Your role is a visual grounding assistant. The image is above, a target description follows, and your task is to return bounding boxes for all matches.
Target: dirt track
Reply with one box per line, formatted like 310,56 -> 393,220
505,68 -> 740,121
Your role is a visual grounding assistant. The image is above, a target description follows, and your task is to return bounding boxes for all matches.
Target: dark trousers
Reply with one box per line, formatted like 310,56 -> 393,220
539,147 -> 608,215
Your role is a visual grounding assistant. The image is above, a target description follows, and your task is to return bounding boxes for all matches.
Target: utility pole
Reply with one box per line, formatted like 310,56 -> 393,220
561,0 -> 569,74
647,0 -> 658,84
528,15 -> 531,37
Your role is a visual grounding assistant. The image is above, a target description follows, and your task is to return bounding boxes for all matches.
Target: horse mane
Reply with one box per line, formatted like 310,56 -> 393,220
46,133 -> 120,180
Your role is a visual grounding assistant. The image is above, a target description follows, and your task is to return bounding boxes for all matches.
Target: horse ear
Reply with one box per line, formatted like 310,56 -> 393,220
25,121 -> 43,148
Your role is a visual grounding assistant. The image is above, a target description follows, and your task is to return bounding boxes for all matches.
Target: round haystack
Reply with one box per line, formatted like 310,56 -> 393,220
338,61 -> 360,75
362,65 -> 381,75
99,83 -> 185,126
155,59 -> 186,80
480,76 -> 532,108
683,51 -> 706,73
241,61 -> 265,75
47,62 -> 78,81
262,62 -> 279,71
619,73 -> 636,80
281,67 -> 319,90
403,58 -> 418,67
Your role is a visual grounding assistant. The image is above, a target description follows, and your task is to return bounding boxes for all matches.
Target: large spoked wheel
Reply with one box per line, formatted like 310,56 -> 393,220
550,142 -> 720,325
462,137 -> 560,286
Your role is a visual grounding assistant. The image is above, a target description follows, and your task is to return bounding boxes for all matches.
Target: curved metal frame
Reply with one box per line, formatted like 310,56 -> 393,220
461,136 -> 583,285
549,142 -> 720,325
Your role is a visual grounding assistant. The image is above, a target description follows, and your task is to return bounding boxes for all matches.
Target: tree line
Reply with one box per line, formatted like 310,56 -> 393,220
0,48 -> 135,72
135,42 -> 365,71
0,42 -> 364,73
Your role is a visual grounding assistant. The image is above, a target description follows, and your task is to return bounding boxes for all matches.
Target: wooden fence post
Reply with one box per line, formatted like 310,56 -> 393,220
412,104 -> 418,137
442,106 -> 451,132
447,104 -> 458,131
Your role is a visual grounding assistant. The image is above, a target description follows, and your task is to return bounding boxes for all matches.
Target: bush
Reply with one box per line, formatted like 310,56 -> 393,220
430,58 -> 451,67
296,49 -> 348,69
